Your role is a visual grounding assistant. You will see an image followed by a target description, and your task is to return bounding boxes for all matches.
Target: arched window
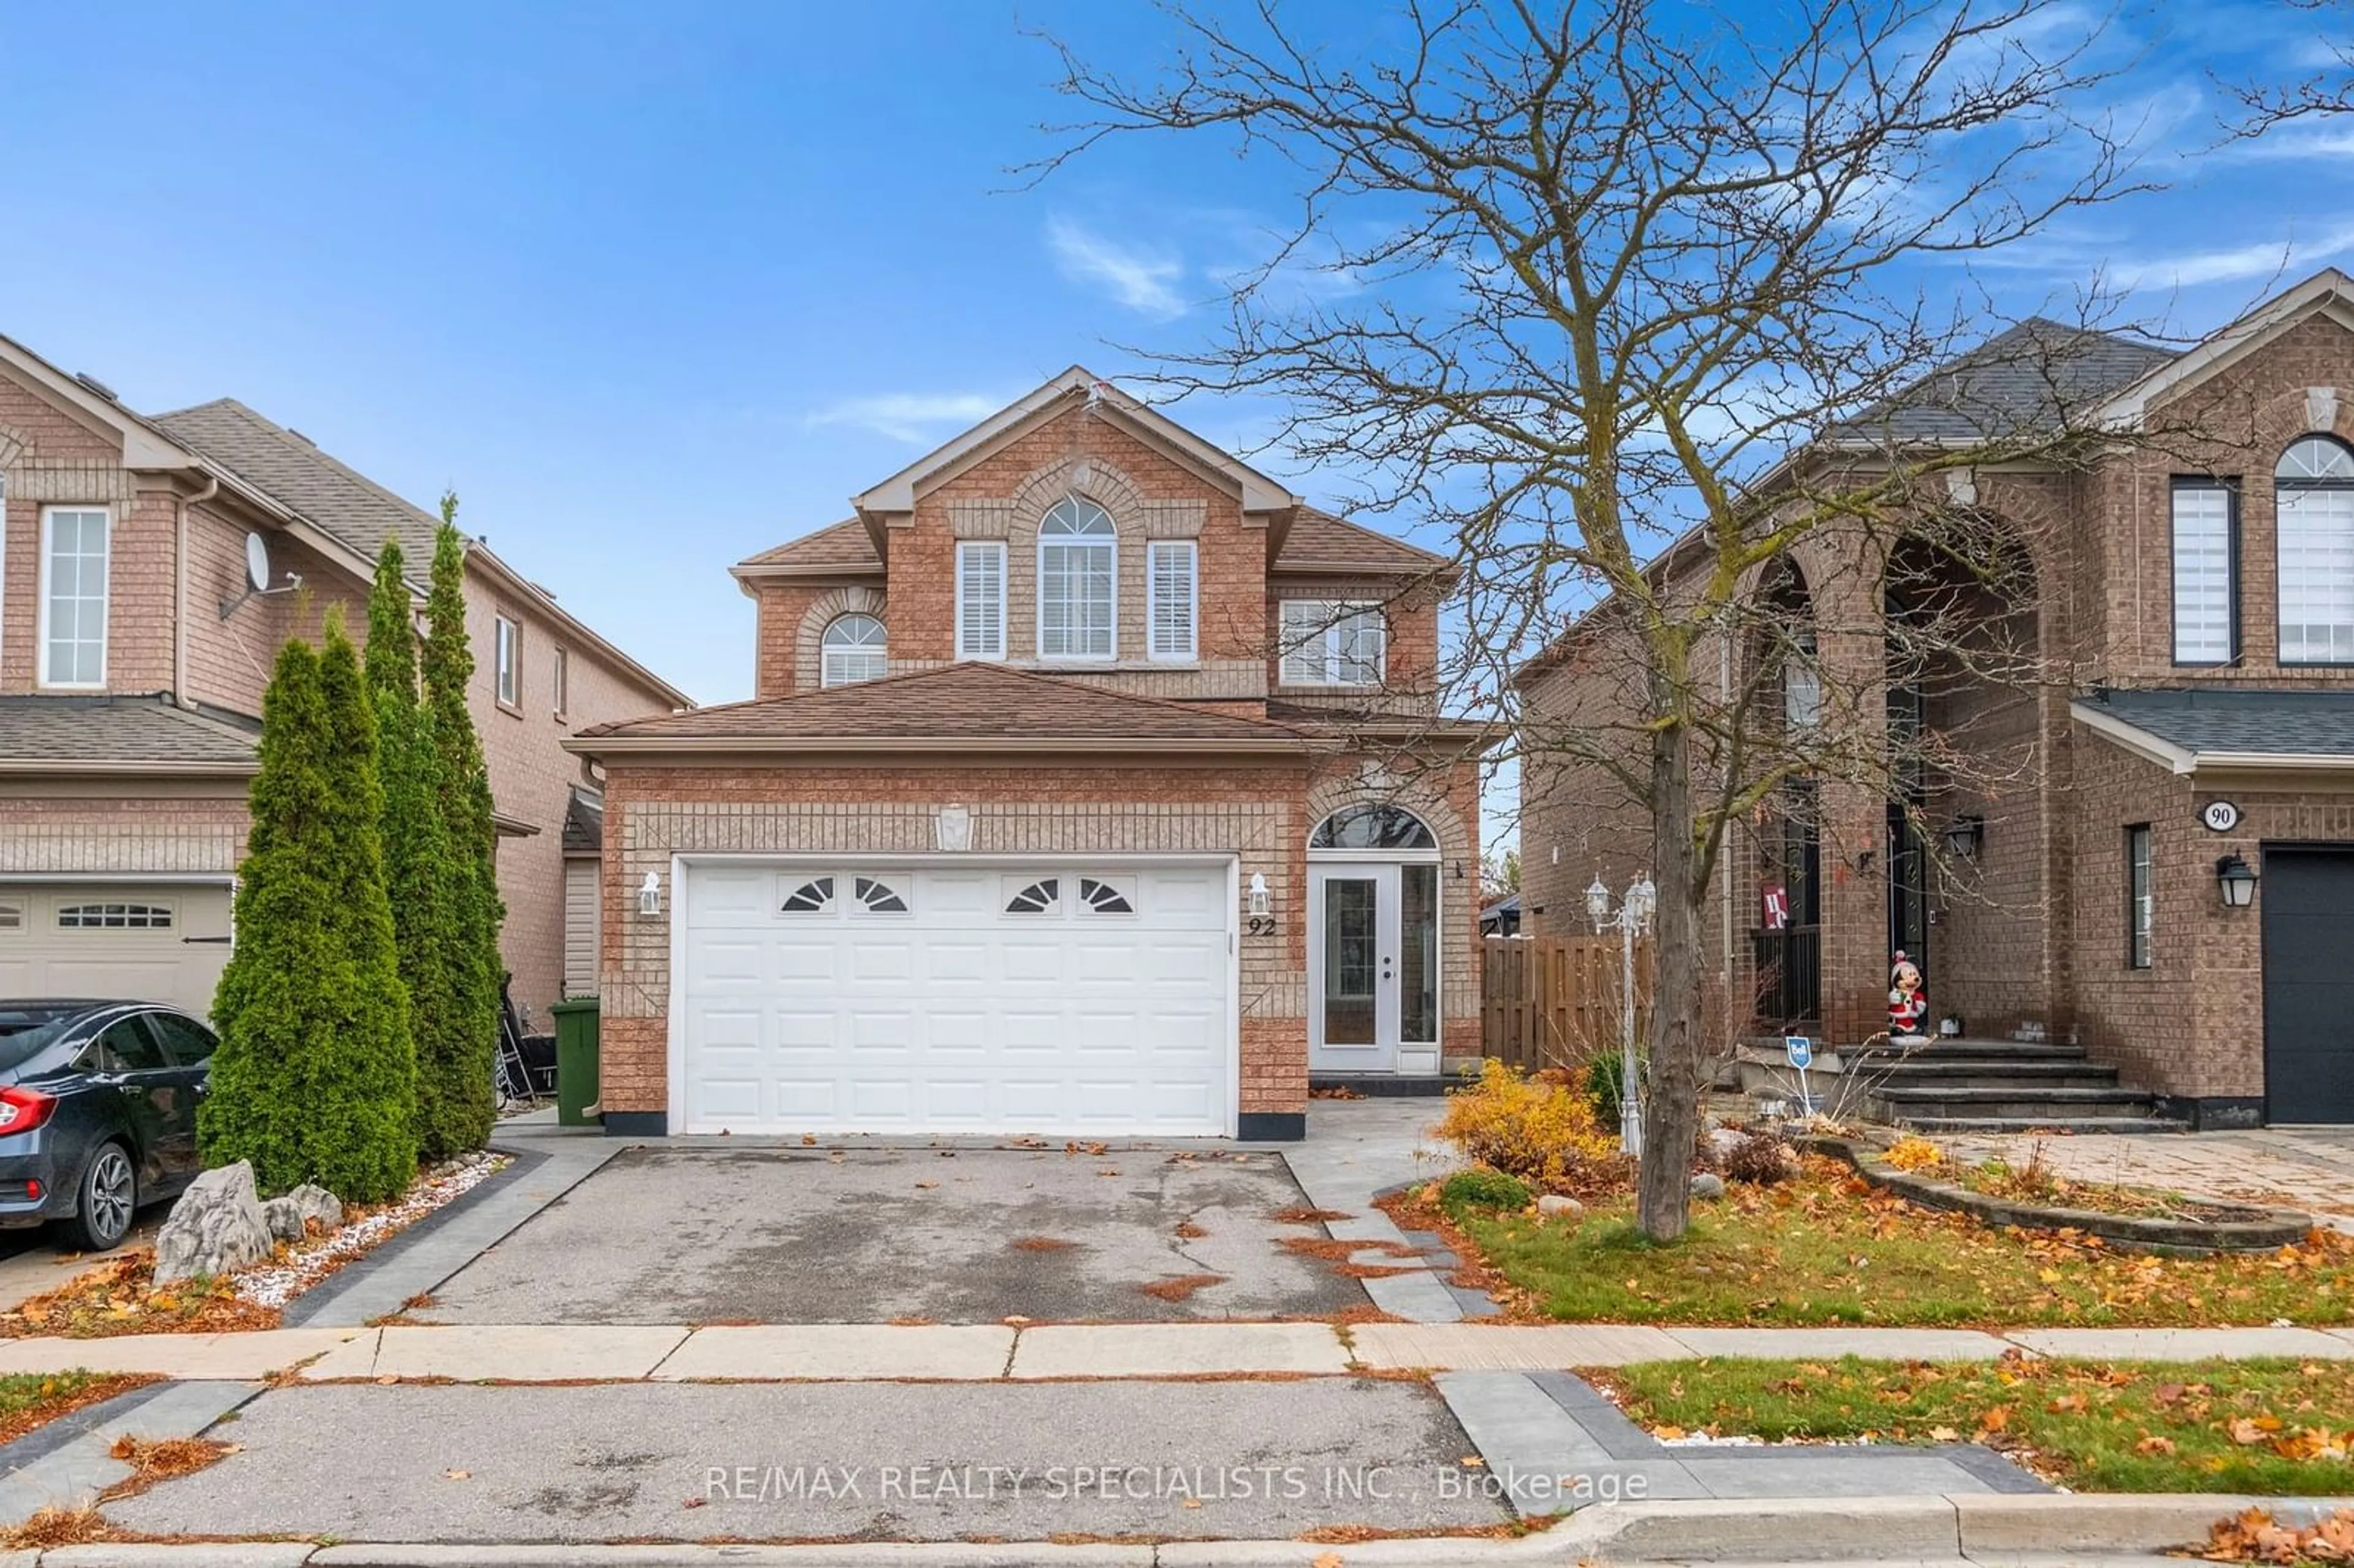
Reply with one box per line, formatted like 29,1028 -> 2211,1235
1309,804 -> 1437,851
2277,435 -> 2354,664
820,614 -> 887,687
1038,497 -> 1116,660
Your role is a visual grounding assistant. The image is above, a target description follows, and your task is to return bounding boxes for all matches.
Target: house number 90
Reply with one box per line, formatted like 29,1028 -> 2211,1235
1246,916 -> 1278,936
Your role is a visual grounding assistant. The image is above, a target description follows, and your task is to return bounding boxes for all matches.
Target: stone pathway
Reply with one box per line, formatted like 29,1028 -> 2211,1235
1938,1127 -> 2354,1230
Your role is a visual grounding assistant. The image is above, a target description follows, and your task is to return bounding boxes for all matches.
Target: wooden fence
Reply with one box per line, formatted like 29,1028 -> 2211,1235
1480,934 -> 1654,1070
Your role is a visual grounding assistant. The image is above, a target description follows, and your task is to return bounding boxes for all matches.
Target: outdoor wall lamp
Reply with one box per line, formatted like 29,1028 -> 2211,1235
2215,853 -> 2258,909
638,871 -> 663,918
1248,873 -> 1270,918
1942,813 -> 1984,860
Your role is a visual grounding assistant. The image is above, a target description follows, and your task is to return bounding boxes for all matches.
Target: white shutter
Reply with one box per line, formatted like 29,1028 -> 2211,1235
1279,600 -> 1326,685
957,542 -> 1004,658
1148,541 -> 1196,660
2170,484 -> 2233,664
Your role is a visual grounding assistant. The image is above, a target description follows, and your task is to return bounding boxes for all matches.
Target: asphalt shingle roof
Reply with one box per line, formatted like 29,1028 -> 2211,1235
2082,687 -> 2354,758
0,696 -> 259,768
150,398 -> 443,569
562,787 -> 603,854
1840,319 -> 2181,444
576,662 -> 1311,745
1273,507 -> 1449,574
736,518 -> 883,573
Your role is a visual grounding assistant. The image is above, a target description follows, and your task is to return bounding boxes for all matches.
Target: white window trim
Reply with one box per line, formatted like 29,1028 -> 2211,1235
493,614 -> 522,708
820,613 -> 889,688
1146,539 -> 1198,663
1036,504 -> 1118,663
956,541 -> 1007,660
552,645 -> 570,719
37,505 -> 110,692
1279,599 -> 1387,688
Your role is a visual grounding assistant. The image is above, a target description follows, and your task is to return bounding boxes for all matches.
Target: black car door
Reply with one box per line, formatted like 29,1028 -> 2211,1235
140,1012 -> 216,1187
88,1016 -> 182,1189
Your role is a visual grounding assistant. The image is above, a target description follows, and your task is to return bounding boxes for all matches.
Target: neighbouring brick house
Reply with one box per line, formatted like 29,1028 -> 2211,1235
0,330 -> 690,1027
568,369 -> 1485,1139
1518,268 -> 2354,1128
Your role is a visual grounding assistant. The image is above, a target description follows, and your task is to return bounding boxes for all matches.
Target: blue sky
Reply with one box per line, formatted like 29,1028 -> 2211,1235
1,1 -> 2348,716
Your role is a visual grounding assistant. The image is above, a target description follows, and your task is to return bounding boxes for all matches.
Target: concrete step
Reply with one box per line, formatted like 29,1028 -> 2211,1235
1852,1037 -> 2090,1063
1894,1114 -> 2192,1135
1869,1059 -> 2121,1091
1868,1086 -> 2160,1122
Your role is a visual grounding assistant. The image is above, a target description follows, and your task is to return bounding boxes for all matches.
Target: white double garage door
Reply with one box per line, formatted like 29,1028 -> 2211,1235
676,859 -> 1236,1137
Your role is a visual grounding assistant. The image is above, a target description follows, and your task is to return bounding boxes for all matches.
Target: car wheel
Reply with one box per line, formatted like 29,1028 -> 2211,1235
66,1143 -> 137,1253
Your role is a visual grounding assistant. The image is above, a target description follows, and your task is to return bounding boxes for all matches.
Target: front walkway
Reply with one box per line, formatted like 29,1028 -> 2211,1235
1938,1125 -> 2354,1229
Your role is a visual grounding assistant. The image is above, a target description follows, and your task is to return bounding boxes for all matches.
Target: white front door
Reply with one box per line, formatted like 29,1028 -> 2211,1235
1309,862 -> 1442,1073
677,859 -> 1235,1136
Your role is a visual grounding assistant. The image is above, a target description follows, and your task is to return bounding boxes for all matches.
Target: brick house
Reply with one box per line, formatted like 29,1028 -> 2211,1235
1517,269 -> 2354,1129
568,370 -> 1485,1139
0,330 -> 690,1027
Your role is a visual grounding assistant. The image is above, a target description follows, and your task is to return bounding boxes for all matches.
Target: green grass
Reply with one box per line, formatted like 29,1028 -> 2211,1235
0,1371 -> 121,1444
1437,1164 -> 2352,1326
1597,1356 -> 2354,1493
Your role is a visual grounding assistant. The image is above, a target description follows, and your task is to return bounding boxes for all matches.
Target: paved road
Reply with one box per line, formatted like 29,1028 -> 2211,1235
107,1379 -> 1507,1542
419,1146 -> 1369,1324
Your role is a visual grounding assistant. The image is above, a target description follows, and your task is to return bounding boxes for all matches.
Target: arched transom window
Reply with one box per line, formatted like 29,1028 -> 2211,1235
1309,804 -> 1437,852
2278,435 -> 2354,664
1038,497 -> 1116,660
820,613 -> 887,687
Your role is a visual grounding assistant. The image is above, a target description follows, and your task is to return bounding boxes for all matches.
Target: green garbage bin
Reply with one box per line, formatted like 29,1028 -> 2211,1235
550,997 -> 601,1127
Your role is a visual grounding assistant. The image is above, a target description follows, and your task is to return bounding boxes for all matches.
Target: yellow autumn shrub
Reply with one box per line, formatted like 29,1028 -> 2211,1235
1436,1059 -> 1629,1197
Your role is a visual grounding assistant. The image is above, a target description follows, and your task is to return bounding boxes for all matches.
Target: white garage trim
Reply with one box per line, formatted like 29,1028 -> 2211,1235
665,853 -> 1241,1138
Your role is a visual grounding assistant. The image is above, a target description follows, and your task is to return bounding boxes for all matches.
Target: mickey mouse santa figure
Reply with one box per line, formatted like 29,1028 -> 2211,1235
1888,951 -> 1930,1043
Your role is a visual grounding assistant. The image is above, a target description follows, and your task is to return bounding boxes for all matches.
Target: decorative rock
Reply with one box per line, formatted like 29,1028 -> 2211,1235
153,1161 -> 276,1284
1705,1127 -> 1746,1160
261,1182 -> 343,1243
1536,1194 -> 1584,1219
1690,1172 -> 1727,1201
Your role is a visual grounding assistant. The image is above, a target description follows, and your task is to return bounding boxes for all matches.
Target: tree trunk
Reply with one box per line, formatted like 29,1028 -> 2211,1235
1636,711 -> 1704,1241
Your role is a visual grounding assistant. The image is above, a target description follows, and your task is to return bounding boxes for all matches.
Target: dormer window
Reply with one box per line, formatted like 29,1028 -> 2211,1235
1038,497 -> 1116,660
821,614 -> 888,687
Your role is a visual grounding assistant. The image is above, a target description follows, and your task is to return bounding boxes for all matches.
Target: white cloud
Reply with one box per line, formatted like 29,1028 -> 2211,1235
1047,216 -> 1188,318
2219,126 -> 2354,162
806,391 -> 1007,444
2101,219 -> 2354,290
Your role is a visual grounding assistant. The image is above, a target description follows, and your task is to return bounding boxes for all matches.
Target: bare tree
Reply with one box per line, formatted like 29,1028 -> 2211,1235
1035,0 -> 2162,1239
2229,0 -> 2352,130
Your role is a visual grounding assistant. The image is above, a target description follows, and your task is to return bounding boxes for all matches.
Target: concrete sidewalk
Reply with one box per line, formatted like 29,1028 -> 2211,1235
4,1319 -> 2351,1383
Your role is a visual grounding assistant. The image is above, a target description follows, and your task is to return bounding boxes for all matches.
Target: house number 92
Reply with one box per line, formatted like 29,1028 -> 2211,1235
1246,916 -> 1278,936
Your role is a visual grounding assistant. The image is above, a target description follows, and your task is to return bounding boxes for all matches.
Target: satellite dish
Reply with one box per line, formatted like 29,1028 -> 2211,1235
243,533 -> 272,593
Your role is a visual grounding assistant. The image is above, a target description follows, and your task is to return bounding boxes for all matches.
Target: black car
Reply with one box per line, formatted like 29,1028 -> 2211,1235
0,1000 -> 217,1252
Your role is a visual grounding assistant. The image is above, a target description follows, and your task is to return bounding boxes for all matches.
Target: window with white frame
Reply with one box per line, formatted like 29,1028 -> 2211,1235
2126,824 -> 2152,970
552,645 -> 570,718
820,613 -> 888,687
1038,497 -> 1116,659
2277,436 -> 2354,664
1146,540 -> 1197,660
40,508 -> 110,689
56,902 -> 173,931
2172,481 -> 2238,665
494,615 -> 520,706
956,541 -> 1005,658
1279,599 -> 1385,687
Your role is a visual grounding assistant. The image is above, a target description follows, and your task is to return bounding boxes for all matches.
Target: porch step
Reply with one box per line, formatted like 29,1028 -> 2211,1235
1851,1037 -> 2092,1064
1868,1086 -> 2164,1124
1311,1073 -> 1449,1098
1869,1059 -> 2121,1092
1894,1116 -> 2192,1136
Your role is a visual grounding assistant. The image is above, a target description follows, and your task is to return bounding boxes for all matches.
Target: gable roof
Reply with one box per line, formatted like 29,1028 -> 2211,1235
0,695 -> 259,775
2097,267 -> 2354,427
732,517 -> 883,577
1271,506 -> 1450,576
152,398 -> 692,709
568,661 -> 1321,755
2074,687 -> 2354,775
850,368 -> 1301,525
1837,318 -> 2179,445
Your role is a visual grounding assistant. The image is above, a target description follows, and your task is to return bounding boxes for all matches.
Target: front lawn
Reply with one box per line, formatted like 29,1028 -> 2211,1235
0,1371 -> 156,1448
1593,1355 -> 2354,1494
1409,1159 -> 2352,1326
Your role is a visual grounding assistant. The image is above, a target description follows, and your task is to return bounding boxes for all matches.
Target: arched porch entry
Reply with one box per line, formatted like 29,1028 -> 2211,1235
1306,804 -> 1443,1076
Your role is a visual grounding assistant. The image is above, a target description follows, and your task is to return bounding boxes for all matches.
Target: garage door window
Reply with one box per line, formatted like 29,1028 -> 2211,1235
57,903 -> 173,930
1078,877 -> 1134,915
853,876 -> 909,914
1005,878 -> 1061,915
0,904 -> 20,932
780,877 -> 837,914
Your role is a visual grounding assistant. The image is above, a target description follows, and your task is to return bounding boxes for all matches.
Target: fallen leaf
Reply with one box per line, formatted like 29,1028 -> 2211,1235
1312,1555 -> 1344,1568
1929,1425 -> 1960,1442
1654,1425 -> 1686,1441
2135,1435 -> 2176,1456
684,1497 -> 708,1510
445,1469 -> 471,1480
1460,1455 -> 1485,1468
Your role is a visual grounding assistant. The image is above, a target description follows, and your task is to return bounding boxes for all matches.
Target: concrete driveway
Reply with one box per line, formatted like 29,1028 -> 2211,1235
417,1146 -> 1376,1325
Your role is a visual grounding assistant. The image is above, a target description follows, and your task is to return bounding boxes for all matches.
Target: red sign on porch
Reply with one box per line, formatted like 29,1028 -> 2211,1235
1761,883 -> 1791,931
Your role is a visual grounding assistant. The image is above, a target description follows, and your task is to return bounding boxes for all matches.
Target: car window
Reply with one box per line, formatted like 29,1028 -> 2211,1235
91,1018 -> 169,1073
145,1013 -> 218,1066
